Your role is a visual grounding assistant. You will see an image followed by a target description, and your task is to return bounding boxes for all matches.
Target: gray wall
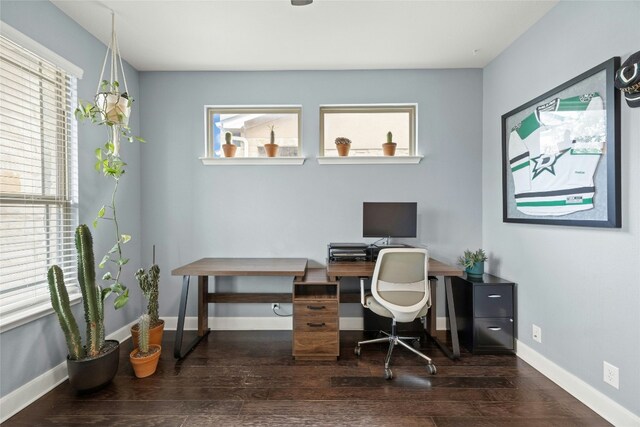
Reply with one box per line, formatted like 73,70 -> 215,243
139,69 -> 483,319
0,1 -> 143,397
482,1 -> 640,416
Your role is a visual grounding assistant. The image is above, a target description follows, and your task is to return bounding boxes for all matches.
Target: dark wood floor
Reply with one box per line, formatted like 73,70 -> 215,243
4,330 -> 610,426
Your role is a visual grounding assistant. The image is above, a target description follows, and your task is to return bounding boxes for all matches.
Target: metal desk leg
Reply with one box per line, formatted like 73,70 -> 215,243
427,275 -> 461,360
174,275 -> 210,359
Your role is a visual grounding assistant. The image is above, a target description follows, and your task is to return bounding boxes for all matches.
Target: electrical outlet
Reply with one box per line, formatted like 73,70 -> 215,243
532,324 -> 542,343
603,361 -> 619,389
271,303 -> 279,311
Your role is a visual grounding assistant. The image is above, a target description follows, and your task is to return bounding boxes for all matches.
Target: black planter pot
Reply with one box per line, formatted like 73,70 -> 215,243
66,340 -> 119,392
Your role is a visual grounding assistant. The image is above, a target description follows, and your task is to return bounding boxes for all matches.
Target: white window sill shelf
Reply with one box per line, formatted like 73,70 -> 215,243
200,157 -> 306,166
317,156 -> 423,165
0,293 -> 81,334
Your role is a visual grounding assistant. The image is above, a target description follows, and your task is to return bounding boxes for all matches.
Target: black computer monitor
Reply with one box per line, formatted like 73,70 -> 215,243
362,202 -> 417,238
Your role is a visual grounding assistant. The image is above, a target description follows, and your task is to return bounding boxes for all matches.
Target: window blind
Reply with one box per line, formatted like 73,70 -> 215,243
0,34 -> 79,331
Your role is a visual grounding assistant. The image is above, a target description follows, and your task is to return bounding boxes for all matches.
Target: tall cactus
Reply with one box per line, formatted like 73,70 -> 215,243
47,266 -> 85,360
75,224 -> 103,357
136,264 -> 161,326
387,131 -> 393,143
138,314 -> 150,354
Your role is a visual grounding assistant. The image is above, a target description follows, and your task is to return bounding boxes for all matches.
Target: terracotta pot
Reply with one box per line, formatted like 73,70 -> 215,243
336,144 -> 350,157
382,142 -> 397,156
264,143 -> 279,157
67,340 -> 119,392
129,345 -> 161,378
222,144 -> 237,158
131,319 -> 165,348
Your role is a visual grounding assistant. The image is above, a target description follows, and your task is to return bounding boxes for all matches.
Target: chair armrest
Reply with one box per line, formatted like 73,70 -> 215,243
359,277 -> 367,308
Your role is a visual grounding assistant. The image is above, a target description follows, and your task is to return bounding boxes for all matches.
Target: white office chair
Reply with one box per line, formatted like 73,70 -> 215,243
355,248 -> 436,379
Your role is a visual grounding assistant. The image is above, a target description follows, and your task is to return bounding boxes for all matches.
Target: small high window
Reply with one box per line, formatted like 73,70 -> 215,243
320,104 -> 417,157
205,106 -> 302,158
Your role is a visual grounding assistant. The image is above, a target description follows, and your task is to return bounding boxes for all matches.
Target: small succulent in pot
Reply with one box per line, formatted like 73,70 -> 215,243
222,131 -> 237,157
382,131 -> 397,156
264,125 -> 278,157
457,249 -> 488,278
335,137 -> 351,157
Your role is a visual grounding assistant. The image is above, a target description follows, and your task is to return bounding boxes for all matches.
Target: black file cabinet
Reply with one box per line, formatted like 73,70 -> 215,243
451,274 -> 516,354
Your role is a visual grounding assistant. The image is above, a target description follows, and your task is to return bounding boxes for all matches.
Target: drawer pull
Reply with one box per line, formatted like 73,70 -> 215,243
307,322 -> 326,327
307,305 -> 326,310
488,294 -> 502,298
488,327 -> 502,331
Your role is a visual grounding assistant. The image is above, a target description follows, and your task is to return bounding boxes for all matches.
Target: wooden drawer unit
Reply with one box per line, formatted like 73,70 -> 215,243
292,268 -> 339,360
451,274 -> 516,354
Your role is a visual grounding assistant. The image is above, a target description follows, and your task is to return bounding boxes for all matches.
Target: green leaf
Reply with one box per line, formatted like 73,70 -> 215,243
95,147 -> 102,160
101,287 -> 112,301
98,205 -> 105,218
108,242 -> 119,254
95,161 -> 101,171
135,136 -> 146,143
121,234 -> 131,244
98,254 -> 110,269
92,219 -> 98,228
114,292 -> 128,310
102,272 -> 112,281
117,258 -> 130,266
112,80 -> 119,88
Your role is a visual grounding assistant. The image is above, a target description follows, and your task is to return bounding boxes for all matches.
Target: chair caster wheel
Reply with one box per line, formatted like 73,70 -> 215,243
354,346 -> 361,357
412,339 -> 421,349
384,368 -> 393,380
427,364 -> 437,375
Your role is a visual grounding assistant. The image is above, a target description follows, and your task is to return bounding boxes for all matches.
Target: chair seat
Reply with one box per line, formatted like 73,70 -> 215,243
365,294 -> 429,320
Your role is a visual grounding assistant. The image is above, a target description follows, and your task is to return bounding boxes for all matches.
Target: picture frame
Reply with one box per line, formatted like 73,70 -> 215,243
501,57 -> 621,228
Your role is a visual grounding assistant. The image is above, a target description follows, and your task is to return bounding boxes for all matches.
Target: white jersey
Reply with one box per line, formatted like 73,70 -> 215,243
508,93 -> 606,216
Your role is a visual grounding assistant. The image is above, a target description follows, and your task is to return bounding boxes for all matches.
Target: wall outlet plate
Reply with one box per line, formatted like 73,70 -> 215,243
532,324 -> 542,343
271,303 -> 279,310
603,361 -> 619,389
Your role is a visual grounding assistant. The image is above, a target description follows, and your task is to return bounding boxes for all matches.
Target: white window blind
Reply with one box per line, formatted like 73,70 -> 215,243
0,34 -> 79,332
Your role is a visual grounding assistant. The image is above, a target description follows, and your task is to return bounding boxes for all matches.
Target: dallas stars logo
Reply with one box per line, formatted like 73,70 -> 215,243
531,148 -> 570,179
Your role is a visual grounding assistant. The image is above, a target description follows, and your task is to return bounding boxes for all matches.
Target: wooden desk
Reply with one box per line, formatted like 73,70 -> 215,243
327,258 -> 464,359
171,258 -> 308,358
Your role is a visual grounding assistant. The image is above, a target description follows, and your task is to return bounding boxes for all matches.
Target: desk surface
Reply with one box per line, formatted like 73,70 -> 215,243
326,258 -> 463,279
172,258 -> 308,277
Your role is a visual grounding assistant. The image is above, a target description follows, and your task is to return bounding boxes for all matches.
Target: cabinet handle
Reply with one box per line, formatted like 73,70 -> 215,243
488,294 -> 502,298
307,305 -> 326,310
488,327 -> 502,331
307,322 -> 326,327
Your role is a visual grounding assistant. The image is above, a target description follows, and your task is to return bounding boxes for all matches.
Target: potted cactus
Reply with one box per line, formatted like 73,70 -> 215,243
129,314 -> 161,378
222,131 -> 237,158
131,263 -> 164,348
47,224 -> 126,392
264,125 -> 278,157
382,131 -> 397,156
335,137 -> 352,157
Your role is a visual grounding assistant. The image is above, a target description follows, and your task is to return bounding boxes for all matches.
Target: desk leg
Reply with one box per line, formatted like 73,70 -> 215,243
174,275 -> 210,359
427,276 -> 461,360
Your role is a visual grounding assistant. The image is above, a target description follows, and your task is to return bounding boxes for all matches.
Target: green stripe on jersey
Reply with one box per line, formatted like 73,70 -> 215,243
517,198 -> 593,207
511,161 -> 529,172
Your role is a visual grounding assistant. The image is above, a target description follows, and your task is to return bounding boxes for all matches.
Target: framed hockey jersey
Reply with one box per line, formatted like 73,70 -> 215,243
501,57 -> 621,228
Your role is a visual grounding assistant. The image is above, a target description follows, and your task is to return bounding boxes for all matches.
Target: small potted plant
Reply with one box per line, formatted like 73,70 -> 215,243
131,263 -> 163,348
458,249 -> 488,278
129,314 -> 161,378
222,131 -> 237,158
335,137 -> 351,157
48,225 -> 127,392
264,125 -> 278,157
382,131 -> 397,156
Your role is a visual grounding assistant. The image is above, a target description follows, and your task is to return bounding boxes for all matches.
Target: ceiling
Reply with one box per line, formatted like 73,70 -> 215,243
51,0 -> 557,72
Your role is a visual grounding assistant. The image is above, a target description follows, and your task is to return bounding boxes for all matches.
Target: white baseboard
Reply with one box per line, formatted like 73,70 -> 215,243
161,316 -> 449,332
517,340 -> 640,427
0,320 -> 136,424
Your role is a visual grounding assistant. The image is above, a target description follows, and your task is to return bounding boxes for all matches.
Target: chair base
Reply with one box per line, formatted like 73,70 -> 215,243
355,319 -> 437,379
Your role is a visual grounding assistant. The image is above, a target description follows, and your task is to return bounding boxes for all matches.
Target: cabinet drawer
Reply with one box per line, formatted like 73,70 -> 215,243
294,318 -> 338,332
474,317 -> 514,351
293,332 -> 338,355
474,285 -> 513,318
294,301 -> 338,317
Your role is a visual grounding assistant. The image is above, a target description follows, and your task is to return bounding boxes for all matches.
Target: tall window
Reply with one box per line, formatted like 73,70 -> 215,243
320,104 -> 417,157
0,34 -> 79,330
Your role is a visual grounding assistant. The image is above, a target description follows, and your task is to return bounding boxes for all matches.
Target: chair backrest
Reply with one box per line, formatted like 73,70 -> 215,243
371,248 -> 430,323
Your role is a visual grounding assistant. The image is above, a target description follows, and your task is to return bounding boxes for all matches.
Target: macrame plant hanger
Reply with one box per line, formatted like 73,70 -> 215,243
95,11 -> 131,156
